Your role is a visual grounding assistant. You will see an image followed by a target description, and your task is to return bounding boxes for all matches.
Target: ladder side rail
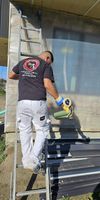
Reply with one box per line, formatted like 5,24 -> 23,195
45,139 -> 51,200
21,39 -> 41,44
12,128 -> 18,200
18,10 -> 22,61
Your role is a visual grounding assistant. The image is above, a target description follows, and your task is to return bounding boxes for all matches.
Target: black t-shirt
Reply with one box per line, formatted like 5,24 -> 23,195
12,56 -> 54,101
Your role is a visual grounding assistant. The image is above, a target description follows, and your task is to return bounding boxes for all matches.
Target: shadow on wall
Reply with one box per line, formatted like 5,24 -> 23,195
49,101 -> 88,139
48,103 -> 90,200
92,184 -> 100,200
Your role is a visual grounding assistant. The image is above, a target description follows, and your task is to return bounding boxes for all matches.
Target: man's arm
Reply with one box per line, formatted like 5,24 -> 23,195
44,78 -> 59,99
9,71 -> 19,80
44,78 -> 73,118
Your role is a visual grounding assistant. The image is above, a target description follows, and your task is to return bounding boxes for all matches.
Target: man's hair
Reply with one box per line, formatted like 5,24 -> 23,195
45,50 -> 54,63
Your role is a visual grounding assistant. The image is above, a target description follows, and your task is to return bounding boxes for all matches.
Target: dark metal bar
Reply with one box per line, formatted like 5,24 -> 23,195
48,138 -> 90,144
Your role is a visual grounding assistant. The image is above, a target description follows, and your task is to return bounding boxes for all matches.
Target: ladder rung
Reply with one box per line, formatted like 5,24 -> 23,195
16,163 -> 23,168
20,52 -> 35,57
21,39 -> 41,44
21,26 -> 41,32
16,159 -> 45,169
21,15 -> 27,19
16,188 -> 46,197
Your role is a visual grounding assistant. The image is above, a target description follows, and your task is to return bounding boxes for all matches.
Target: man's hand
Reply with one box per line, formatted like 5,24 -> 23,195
62,98 -> 73,118
56,96 -> 73,118
9,71 -> 19,80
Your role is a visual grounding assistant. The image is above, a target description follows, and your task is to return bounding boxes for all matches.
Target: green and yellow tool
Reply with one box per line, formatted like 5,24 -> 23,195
54,98 -> 73,119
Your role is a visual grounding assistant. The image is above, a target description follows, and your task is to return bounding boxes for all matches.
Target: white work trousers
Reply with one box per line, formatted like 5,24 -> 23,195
17,100 -> 50,168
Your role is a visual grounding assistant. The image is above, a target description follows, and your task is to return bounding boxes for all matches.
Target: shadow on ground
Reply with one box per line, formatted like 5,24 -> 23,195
92,183 -> 100,200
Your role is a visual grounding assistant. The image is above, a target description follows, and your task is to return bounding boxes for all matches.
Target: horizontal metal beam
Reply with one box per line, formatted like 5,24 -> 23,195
50,167 -> 100,180
48,138 -> 90,144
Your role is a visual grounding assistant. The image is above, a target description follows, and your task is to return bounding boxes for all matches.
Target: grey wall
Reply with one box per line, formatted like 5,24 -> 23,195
5,3 -> 100,144
0,0 -> 9,37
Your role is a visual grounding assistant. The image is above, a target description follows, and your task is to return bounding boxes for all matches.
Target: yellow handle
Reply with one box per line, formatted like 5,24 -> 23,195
62,104 -> 70,113
63,98 -> 72,107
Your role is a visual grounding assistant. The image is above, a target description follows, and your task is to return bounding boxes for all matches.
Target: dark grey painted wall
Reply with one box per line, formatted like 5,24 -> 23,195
0,0 -> 9,37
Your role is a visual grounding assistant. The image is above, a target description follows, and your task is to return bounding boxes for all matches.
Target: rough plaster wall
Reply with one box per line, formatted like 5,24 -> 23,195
5,4 -> 100,144
5,3 -> 20,134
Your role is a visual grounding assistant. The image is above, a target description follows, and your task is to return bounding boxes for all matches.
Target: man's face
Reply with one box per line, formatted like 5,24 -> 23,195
45,53 -> 52,64
39,52 -> 53,64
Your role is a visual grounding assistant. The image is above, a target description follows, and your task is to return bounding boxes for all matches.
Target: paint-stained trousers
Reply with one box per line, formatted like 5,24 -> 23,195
17,100 -> 50,169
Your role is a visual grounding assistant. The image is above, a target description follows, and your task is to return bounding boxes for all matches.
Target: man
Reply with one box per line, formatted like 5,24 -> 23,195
9,50 -> 72,174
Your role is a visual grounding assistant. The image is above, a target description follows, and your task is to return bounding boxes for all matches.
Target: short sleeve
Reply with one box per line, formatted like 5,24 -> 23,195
44,65 -> 55,82
12,61 -> 21,74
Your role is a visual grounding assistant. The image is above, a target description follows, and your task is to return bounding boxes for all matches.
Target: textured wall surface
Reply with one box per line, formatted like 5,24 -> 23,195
0,0 -> 9,65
